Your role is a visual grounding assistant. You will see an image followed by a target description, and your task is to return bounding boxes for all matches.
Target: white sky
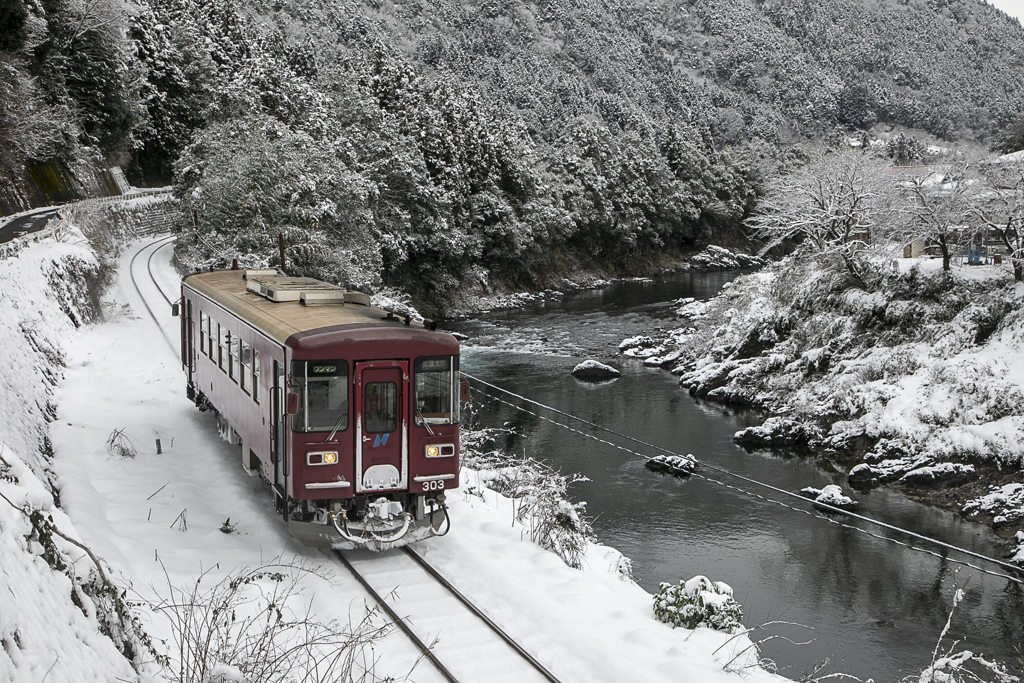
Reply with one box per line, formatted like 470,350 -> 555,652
988,0 -> 1024,23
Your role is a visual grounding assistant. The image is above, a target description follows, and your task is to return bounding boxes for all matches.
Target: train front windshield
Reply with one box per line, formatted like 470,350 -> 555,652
292,360 -> 349,432
414,356 -> 459,426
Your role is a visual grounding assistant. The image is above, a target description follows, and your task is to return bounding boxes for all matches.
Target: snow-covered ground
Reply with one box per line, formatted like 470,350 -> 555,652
0,227 -> 141,683
3,228 -> 787,681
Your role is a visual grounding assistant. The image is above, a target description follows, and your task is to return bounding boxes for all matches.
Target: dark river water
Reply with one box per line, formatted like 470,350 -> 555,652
447,272 -> 1023,683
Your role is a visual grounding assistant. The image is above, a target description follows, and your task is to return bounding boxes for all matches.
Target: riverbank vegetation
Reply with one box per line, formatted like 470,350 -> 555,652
620,147 -> 1024,545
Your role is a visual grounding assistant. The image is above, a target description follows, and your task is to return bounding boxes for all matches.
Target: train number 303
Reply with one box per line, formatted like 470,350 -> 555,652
423,480 -> 446,491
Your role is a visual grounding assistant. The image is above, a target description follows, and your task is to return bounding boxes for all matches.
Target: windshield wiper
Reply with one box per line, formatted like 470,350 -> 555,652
326,412 -> 347,442
415,407 -> 435,436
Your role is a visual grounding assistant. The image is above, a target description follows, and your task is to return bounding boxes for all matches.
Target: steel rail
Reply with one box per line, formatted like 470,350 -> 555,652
128,235 -> 176,354
331,550 -> 461,683
332,546 -> 563,683
146,237 -> 175,305
401,546 -> 562,683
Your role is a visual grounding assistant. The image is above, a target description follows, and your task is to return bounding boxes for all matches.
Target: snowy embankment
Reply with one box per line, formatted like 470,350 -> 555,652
620,254 -> 1024,551
3,228 -> 787,680
0,227 -> 141,682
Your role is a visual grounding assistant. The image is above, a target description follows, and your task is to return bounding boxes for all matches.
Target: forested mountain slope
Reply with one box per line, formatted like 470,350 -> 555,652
3,0 -> 1024,308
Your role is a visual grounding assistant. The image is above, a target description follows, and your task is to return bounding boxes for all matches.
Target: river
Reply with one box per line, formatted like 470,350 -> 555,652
446,271 -> 1022,683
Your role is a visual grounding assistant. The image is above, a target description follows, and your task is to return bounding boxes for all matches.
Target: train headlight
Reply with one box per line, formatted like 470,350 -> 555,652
425,444 -> 454,458
307,451 -> 338,466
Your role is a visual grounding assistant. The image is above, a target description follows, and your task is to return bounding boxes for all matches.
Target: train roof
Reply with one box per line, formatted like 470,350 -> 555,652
183,270 -> 433,345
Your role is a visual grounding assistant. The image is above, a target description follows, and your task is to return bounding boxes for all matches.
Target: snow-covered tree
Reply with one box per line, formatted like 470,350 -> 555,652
991,113 -> 1024,155
886,132 -> 929,166
973,159 -> 1024,281
745,149 -> 894,277
174,115 -> 381,289
901,158 -> 982,272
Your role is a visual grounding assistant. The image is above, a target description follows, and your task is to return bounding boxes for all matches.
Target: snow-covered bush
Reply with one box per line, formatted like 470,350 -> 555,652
154,563 -> 390,683
460,425 -> 595,569
907,584 -> 1022,683
654,576 -> 744,633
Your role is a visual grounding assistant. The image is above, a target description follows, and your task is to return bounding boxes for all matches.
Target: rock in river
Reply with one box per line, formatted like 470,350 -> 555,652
646,454 -> 699,477
799,485 -> 859,512
572,360 -> 621,380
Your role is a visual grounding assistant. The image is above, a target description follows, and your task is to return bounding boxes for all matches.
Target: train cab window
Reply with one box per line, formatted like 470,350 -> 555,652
240,341 -> 251,393
364,382 -> 397,434
414,356 -> 460,426
291,361 -> 348,433
199,311 -> 206,355
252,349 -> 260,404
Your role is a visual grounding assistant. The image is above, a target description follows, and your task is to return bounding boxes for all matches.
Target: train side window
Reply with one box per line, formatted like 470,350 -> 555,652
208,317 -> 215,358
252,349 -> 260,404
219,325 -> 228,372
199,311 -> 206,356
291,360 -> 348,433
230,335 -> 240,382
240,341 -> 251,394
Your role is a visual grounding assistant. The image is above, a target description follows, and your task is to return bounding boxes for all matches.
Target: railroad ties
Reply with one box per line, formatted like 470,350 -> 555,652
333,547 -> 561,683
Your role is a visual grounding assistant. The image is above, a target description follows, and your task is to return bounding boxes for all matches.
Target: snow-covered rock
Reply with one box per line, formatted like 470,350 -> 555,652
848,453 -> 934,489
618,335 -> 657,351
624,345 -> 665,359
645,454 -> 699,476
1011,531 -> 1024,566
898,462 -> 976,487
571,360 -> 621,380
734,417 -> 823,448
800,485 -> 860,512
962,484 -> 1024,528
688,245 -> 765,272
676,298 -> 715,320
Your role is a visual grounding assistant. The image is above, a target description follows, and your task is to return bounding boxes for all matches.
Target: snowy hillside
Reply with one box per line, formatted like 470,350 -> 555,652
1,224 -> 788,681
621,253 -> 1024,538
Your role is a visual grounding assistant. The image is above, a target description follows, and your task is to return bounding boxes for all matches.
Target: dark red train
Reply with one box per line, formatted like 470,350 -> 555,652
178,268 -> 460,549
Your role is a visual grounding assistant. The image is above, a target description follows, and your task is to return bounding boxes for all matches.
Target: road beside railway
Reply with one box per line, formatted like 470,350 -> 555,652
0,207 -> 59,244
0,231 -> 787,681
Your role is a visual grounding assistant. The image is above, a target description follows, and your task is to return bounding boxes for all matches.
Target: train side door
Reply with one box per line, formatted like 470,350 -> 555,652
187,300 -> 195,377
272,360 -> 285,493
354,361 -> 408,493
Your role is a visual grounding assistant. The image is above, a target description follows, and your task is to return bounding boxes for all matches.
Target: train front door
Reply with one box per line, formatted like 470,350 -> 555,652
354,361 -> 408,493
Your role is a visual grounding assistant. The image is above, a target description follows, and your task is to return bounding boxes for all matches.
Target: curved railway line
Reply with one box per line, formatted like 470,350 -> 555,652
131,235 -> 565,683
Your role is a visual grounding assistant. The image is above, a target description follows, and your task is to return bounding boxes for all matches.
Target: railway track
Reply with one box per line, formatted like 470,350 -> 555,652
128,236 -> 564,683
333,547 -> 562,683
128,234 -> 177,352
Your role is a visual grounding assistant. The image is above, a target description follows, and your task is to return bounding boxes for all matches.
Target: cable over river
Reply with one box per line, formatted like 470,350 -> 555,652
446,271 -> 1022,683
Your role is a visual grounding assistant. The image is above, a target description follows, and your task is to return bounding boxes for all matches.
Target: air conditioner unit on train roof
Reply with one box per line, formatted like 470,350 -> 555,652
245,274 -> 370,306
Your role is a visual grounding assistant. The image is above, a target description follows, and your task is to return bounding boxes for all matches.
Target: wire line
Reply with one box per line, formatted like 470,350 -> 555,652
463,373 -> 1023,584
